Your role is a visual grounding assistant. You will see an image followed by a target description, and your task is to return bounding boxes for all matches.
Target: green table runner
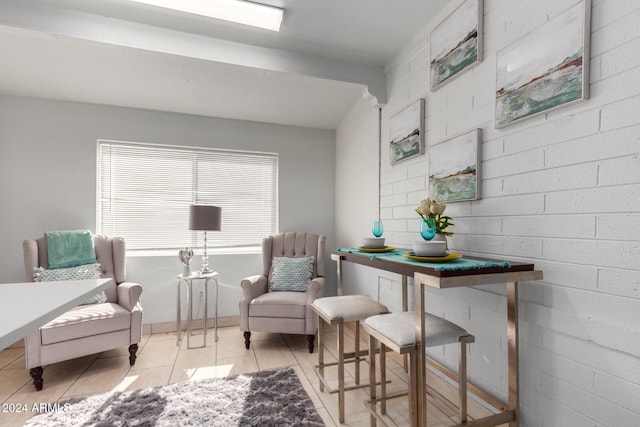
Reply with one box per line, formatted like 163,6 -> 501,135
336,248 -> 510,271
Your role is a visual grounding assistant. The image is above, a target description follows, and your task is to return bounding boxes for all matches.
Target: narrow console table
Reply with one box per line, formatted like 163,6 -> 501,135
331,249 -> 543,426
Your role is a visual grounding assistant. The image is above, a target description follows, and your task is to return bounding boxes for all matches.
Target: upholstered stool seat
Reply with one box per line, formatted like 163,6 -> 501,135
363,311 -> 474,427
311,295 -> 389,423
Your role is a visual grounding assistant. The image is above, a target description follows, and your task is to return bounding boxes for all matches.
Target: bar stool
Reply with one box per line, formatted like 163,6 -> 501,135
362,311 -> 474,427
311,295 -> 389,423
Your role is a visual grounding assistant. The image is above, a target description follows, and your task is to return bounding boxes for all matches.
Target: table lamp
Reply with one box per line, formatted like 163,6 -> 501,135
189,205 -> 221,274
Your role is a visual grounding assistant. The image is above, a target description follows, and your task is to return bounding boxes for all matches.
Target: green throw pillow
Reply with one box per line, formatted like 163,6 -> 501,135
269,256 -> 314,292
33,263 -> 108,305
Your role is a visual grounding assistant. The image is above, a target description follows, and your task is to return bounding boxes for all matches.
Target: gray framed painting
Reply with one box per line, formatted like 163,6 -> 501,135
389,98 -> 425,165
495,0 -> 591,128
429,128 -> 481,203
430,0 -> 483,91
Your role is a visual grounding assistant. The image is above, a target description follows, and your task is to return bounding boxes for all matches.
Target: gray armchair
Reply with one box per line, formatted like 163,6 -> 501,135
240,232 -> 326,353
22,234 -> 143,391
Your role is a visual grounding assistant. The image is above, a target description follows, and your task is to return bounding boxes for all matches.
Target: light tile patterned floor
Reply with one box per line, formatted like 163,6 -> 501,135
0,325 -> 474,426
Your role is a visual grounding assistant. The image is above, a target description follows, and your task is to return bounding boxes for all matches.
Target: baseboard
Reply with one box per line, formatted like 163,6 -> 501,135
4,317 -> 240,348
146,316 -> 240,335
6,340 -> 25,349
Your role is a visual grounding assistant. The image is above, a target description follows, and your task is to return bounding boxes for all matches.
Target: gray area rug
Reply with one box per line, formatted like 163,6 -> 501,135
26,367 -> 325,426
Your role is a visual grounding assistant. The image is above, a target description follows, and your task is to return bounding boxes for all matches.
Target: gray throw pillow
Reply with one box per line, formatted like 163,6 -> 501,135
33,263 -> 108,305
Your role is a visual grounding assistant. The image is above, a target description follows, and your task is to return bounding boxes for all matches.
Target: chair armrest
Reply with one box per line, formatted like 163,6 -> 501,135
240,275 -> 267,332
240,275 -> 268,303
307,277 -> 325,302
117,282 -> 143,312
23,239 -> 39,282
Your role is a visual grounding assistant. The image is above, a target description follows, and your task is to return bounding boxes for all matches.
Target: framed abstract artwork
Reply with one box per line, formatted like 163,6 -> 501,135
430,0 -> 483,91
429,128 -> 482,203
389,98 -> 425,165
495,0 -> 591,128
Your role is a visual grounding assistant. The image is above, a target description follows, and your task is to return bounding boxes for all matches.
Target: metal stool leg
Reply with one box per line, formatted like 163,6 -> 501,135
408,347 -> 418,427
459,340 -> 469,424
338,319 -> 345,423
355,320 -> 361,384
318,316 -> 325,392
380,342 -> 387,415
369,333 -> 377,427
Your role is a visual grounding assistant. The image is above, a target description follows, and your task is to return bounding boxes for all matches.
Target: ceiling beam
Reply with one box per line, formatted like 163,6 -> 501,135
0,0 -> 387,105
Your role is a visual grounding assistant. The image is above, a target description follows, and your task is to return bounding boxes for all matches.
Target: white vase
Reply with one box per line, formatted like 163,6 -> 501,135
431,233 -> 448,251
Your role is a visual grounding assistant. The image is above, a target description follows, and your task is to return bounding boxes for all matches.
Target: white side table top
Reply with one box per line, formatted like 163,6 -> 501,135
0,278 -> 113,351
177,272 -> 218,280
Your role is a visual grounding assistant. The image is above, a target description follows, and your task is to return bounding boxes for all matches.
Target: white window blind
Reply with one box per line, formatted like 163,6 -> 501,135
98,141 -> 278,251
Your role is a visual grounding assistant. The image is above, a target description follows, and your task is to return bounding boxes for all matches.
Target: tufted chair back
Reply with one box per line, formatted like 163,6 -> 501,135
23,234 -> 127,303
261,232 -> 326,281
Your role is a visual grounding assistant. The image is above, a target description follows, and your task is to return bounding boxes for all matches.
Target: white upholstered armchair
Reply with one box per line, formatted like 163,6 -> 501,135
240,232 -> 326,353
22,234 -> 143,391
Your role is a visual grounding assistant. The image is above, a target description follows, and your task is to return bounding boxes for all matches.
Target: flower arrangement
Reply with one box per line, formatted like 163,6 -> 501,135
415,198 -> 454,236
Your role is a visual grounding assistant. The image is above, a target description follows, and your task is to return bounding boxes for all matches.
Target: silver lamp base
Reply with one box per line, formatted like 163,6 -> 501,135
199,231 -> 214,274
199,265 -> 214,275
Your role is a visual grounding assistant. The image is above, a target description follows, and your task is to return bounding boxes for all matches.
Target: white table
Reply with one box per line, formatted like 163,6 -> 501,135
177,271 -> 219,349
0,278 -> 113,351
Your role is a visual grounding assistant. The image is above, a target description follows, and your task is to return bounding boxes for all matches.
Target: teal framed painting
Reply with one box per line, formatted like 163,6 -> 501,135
389,99 -> 425,165
430,0 -> 483,91
495,0 -> 591,128
429,129 -> 481,203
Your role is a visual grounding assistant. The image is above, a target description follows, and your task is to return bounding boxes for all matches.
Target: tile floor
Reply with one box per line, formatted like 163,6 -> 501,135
0,325 -> 492,426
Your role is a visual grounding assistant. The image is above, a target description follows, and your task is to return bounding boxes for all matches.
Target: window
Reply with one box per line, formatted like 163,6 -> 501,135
98,141 -> 278,251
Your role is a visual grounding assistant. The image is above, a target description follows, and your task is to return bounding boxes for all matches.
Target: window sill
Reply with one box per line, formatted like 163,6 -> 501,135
127,247 -> 261,257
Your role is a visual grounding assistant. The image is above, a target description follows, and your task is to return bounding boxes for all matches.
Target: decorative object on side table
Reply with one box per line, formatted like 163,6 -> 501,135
415,198 -> 454,250
412,240 -> 447,257
416,198 -> 454,237
419,219 -> 436,241
362,237 -> 386,249
189,205 -> 222,274
178,247 -> 194,276
362,219 -> 386,249
372,220 -> 384,238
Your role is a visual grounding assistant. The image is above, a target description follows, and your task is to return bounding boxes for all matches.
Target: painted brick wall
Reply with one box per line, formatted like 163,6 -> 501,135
337,0 -> 640,425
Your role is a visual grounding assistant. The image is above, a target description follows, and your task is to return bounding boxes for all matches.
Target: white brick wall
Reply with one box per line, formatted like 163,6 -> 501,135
336,0 -> 640,425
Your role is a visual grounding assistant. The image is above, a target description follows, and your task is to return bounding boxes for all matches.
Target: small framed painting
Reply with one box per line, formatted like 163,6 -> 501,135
389,99 -> 425,165
495,0 -> 591,128
430,0 -> 483,91
429,128 -> 482,203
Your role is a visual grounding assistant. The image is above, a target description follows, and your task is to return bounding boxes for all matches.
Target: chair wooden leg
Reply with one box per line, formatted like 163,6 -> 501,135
307,334 -> 315,353
128,344 -> 138,366
243,331 -> 251,349
30,366 -> 44,391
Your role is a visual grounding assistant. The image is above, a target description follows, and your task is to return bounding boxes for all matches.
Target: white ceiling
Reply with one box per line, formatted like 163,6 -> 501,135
0,0 -> 448,129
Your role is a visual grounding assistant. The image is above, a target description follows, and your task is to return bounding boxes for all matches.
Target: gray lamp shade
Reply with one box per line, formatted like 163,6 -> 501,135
189,205 -> 222,231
